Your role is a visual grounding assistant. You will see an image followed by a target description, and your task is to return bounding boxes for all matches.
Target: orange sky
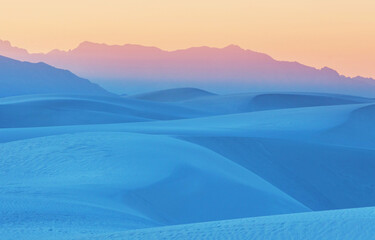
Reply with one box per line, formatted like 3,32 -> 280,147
1,0 -> 374,78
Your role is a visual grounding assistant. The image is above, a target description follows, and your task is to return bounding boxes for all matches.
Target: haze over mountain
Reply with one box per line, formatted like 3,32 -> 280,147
0,54 -> 111,97
1,40 -> 375,96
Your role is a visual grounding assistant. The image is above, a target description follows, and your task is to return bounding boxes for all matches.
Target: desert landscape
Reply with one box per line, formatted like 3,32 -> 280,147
1,49 -> 375,239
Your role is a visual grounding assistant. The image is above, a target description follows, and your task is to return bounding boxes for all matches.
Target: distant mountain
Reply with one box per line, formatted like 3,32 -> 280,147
1,40 -> 375,96
0,55 -> 112,97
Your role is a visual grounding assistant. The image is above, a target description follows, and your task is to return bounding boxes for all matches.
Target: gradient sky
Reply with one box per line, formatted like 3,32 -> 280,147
1,0 -> 374,78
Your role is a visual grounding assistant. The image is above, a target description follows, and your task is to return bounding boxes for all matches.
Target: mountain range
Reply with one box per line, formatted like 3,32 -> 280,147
0,55 -> 111,97
1,39 -> 375,96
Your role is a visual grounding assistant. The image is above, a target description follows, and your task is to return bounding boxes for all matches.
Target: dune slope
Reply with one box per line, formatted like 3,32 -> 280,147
0,132 -> 308,240
81,207 -> 375,240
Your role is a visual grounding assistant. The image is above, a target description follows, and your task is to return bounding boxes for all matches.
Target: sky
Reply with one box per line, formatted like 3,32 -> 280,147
1,0 -> 374,78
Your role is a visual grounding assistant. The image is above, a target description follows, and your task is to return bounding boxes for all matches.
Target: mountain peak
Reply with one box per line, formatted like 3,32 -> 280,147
77,41 -> 100,49
223,44 -> 243,51
320,66 -> 340,77
0,39 -> 12,47
0,39 -> 29,58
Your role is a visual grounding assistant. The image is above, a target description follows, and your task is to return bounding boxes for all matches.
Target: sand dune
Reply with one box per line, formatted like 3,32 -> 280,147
176,91 -> 373,115
130,87 -> 216,102
0,94 -> 204,127
1,89 -> 374,239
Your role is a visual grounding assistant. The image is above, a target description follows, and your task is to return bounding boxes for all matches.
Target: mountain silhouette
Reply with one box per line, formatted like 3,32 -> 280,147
1,40 -> 375,96
0,54 -> 112,97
